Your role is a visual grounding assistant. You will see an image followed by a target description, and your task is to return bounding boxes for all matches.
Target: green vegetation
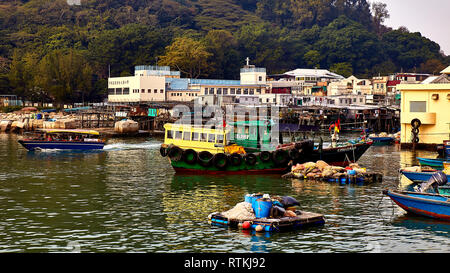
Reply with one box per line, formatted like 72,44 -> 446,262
0,0 -> 448,103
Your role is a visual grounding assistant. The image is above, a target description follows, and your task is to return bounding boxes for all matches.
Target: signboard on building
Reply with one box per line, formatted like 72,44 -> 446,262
148,108 -> 158,117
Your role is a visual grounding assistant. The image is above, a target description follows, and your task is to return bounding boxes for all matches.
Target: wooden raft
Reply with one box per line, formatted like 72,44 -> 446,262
282,172 -> 383,184
210,211 -> 325,232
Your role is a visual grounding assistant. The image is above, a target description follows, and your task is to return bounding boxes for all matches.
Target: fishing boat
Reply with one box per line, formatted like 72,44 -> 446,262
369,136 -> 395,146
18,129 -> 106,151
160,119 -> 373,174
400,169 -> 450,182
301,140 -> 373,167
383,190 -> 450,221
417,157 -> 448,170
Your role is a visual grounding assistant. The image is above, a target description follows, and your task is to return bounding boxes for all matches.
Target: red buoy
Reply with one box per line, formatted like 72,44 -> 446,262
242,221 -> 251,229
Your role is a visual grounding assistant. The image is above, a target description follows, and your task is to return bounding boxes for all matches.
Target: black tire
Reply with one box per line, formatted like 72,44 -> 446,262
230,153 -> 243,166
198,151 -> 214,167
168,146 -> 183,162
413,137 -> 420,143
272,149 -> 289,166
213,153 -> 229,170
245,153 -> 257,166
294,142 -> 303,150
288,148 -> 301,161
411,118 -> 422,129
182,149 -> 197,165
160,146 -> 168,157
411,128 -> 419,135
259,151 -> 272,163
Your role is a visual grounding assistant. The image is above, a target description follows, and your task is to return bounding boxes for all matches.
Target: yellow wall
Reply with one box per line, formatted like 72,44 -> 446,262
398,84 -> 450,144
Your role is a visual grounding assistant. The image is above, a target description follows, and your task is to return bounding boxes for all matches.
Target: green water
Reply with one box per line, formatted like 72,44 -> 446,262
0,133 -> 448,253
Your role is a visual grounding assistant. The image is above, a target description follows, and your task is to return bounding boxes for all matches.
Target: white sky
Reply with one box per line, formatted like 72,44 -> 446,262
380,0 -> 450,55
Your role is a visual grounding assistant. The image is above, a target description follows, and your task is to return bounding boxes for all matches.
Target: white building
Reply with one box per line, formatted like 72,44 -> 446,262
108,66 -> 180,104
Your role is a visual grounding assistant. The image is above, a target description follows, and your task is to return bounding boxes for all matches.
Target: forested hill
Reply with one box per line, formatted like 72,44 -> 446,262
0,0 -> 449,103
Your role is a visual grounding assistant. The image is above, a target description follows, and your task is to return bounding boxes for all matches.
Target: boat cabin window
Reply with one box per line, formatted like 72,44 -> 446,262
183,132 -> 190,141
167,130 -> 173,139
175,131 -> 183,140
192,132 -> 200,141
216,134 -> 224,144
208,134 -> 215,143
201,133 -> 208,141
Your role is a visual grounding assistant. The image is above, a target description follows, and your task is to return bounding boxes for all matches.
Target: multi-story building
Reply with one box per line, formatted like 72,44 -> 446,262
107,64 -> 268,105
267,68 -> 344,96
397,66 -> 450,147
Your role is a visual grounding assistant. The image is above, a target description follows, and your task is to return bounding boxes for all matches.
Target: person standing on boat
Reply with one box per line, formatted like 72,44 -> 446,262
330,120 -> 340,148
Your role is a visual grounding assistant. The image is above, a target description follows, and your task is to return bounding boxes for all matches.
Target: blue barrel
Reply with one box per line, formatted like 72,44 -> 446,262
245,194 -> 263,206
253,199 -> 272,218
36,113 -> 42,120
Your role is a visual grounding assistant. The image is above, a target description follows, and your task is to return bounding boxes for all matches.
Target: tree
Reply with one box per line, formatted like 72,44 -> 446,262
204,29 -> 240,79
158,37 -> 213,79
304,50 -> 321,68
371,2 -> 390,36
330,62 -> 353,78
36,49 -> 93,107
419,59 -> 446,75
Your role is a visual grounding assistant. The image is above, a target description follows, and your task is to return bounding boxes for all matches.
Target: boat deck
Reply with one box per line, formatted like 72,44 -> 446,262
210,211 -> 325,232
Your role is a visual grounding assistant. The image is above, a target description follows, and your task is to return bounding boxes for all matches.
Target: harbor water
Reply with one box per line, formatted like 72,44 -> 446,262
0,133 -> 448,253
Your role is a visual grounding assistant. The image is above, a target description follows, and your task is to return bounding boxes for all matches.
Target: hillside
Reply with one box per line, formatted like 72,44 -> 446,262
0,0 -> 449,103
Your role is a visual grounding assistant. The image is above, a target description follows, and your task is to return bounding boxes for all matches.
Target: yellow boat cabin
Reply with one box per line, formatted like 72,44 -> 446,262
163,123 -> 237,154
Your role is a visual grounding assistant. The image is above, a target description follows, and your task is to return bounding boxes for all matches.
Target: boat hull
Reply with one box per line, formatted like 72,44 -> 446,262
18,140 -> 105,151
417,157 -> 446,169
170,157 -> 288,175
370,137 -> 394,146
298,142 -> 372,167
401,170 -> 450,182
384,190 -> 450,221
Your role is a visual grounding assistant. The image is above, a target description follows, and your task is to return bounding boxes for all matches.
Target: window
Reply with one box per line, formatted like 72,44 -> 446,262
192,132 -> 200,141
201,133 -> 208,141
108,88 -> 115,95
223,88 -> 228,95
216,134 -> 224,144
154,89 -> 158,93
167,130 -> 173,139
244,89 -> 249,95
141,89 -> 145,93
236,88 -> 242,95
217,88 -> 222,95
160,89 -> 164,93
175,131 -> 183,140
209,88 -> 215,95
123,88 -> 130,95
230,88 -> 235,95
183,132 -> 190,141
410,101 -> 426,113
259,76 -> 262,81
116,88 -> 123,95
208,134 -> 215,143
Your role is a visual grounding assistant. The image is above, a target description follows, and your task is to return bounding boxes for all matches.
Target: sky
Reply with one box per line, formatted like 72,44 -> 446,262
380,0 -> 450,55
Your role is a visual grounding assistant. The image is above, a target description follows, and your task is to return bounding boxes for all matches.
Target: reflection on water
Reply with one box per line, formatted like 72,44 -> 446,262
0,133 -> 448,253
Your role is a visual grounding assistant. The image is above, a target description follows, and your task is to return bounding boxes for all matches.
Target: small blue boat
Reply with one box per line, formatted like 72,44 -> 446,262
417,157 -> 447,170
369,137 -> 394,146
400,170 -> 450,182
19,129 -> 106,151
383,190 -> 450,221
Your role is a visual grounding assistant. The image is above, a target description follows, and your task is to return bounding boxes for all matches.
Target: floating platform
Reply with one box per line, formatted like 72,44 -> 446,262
282,172 -> 383,185
209,211 -> 325,232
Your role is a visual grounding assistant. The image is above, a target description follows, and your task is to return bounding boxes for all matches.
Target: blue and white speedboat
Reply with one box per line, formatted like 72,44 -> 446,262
18,129 -> 106,151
